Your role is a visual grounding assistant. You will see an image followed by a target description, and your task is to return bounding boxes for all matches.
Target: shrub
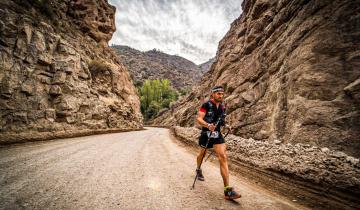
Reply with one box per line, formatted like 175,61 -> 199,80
88,60 -> 110,77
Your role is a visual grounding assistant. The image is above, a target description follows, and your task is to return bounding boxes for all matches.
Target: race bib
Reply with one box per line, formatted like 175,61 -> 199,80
207,131 -> 219,138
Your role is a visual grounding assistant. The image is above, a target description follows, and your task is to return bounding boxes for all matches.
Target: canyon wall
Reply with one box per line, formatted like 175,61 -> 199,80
153,0 -> 360,157
0,0 -> 143,142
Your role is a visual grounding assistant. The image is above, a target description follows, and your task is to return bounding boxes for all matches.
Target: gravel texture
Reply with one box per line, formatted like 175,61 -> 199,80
172,126 -> 360,209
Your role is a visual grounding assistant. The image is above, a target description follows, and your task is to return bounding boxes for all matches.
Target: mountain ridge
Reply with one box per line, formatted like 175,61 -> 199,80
112,45 -> 212,90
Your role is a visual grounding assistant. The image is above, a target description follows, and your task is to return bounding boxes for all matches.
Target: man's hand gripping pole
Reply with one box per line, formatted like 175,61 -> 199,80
191,114 -> 225,190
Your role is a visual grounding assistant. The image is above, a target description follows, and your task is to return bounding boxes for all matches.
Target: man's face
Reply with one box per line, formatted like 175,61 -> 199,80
212,91 -> 224,103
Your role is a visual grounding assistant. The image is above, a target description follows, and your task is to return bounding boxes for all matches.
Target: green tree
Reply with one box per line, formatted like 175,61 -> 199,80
161,98 -> 172,108
138,79 -> 178,121
147,101 -> 161,119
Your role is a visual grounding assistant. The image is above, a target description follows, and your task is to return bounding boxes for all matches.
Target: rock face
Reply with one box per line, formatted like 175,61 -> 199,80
112,45 -> 203,90
198,58 -> 215,74
153,0 -> 360,157
0,0 -> 143,142
67,0 -> 116,47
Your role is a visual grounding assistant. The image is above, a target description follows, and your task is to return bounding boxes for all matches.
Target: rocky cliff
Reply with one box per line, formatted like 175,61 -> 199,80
198,58 -> 215,74
152,0 -> 360,157
0,0 -> 143,143
112,45 -> 203,90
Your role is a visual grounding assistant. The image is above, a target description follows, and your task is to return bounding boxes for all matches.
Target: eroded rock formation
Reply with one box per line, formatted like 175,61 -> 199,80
153,0 -> 360,157
0,0 -> 142,142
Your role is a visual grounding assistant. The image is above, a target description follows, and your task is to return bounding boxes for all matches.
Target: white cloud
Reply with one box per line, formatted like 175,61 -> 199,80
108,0 -> 243,64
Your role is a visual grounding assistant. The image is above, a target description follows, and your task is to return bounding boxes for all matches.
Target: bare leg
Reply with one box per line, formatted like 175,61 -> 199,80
214,143 -> 229,186
197,147 -> 207,168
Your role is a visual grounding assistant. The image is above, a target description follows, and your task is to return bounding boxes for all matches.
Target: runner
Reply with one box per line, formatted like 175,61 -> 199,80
195,86 -> 241,200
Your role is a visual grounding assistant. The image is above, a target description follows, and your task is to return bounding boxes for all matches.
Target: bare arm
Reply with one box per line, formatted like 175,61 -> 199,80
197,111 -> 216,131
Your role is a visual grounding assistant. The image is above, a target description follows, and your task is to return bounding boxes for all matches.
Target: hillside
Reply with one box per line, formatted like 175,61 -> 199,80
112,45 -> 204,90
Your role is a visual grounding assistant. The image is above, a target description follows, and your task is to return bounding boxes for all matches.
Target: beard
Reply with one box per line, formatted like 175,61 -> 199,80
214,97 -> 223,103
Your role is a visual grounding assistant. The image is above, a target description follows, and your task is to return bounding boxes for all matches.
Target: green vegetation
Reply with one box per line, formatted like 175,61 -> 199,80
138,79 -> 178,120
179,87 -> 191,96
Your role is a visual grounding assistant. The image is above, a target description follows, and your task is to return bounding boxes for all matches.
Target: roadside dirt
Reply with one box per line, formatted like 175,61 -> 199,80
0,127 -> 308,209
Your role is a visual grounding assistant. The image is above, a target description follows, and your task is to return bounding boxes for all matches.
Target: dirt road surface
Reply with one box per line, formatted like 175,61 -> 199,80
0,127 -> 308,209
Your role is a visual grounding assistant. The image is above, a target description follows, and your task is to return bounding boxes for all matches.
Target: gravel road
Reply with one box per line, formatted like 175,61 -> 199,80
0,127 -> 307,209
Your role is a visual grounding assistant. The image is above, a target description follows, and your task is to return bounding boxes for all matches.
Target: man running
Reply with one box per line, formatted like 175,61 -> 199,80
195,86 -> 241,200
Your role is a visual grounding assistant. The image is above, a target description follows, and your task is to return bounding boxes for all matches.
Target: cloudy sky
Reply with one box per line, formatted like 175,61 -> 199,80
108,0 -> 243,64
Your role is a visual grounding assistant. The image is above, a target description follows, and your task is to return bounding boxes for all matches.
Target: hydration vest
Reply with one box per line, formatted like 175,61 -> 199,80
203,100 -> 226,125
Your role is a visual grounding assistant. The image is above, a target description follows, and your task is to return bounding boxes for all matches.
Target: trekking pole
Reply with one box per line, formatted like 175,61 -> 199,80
191,134 -> 211,190
191,116 -> 223,190
204,150 -> 214,162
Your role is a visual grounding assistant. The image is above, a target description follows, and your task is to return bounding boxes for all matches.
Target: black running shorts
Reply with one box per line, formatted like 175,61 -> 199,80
198,131 -> 225,148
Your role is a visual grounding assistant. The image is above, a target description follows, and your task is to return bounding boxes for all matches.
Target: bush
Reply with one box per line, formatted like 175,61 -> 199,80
146,101 -> 161,120
161,98 -> 172,109
88,60 -> 110,77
